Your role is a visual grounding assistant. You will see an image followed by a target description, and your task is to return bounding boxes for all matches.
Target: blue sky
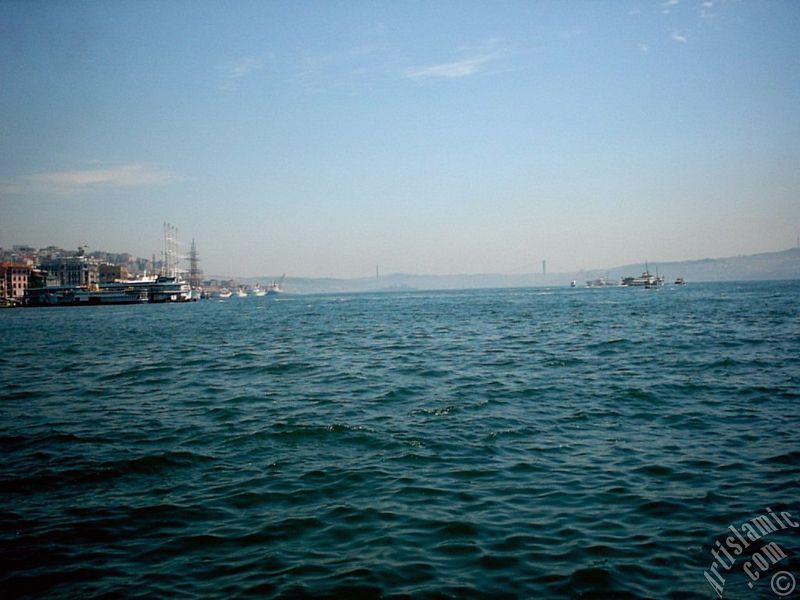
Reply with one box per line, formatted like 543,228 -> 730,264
1,0 -> 798,277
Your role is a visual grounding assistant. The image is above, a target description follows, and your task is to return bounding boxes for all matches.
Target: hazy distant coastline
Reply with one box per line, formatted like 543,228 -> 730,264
224,247 -> 800,295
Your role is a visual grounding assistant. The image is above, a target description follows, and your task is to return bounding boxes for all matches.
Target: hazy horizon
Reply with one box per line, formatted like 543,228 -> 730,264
2,1 -> 798,278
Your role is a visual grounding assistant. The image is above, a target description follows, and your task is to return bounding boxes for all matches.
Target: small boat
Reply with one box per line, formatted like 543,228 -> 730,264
236,287 -> 248,298
218,287 -> 232,299
585,277 -> 617,288
267,274 -> 286,295
570,280 -> 576,288
251,285 -> 267,297
674,277 -> 686,285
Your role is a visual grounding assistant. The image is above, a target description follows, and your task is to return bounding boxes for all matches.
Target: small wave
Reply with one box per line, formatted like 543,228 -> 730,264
99,363 -> 174,382
623,387 -> 660,402
1,388 -> 41,401
0,432 -> 111,449
269,422 -> 385,450
258,361 -> 315,375
435,520 -> 480,537
117,450 -> 215,474
701,356 -> 740,370
587,338 -> 630,351
1,450 -> 214,493
477,552 -> 520,570
377,386 -> 419,402
434,541 -> 481,557
566,566 -> 619,592
412,404 -> 457,417
637,498 -> 685,517
632,464 -> 675,478
541,356 -> 584,367
767,450 -> 800,465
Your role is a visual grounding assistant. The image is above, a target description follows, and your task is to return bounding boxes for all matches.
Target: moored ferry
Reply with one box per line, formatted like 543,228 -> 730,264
25,276 -> 192,306
103,276 -> 192,303
25,286 -> 149,306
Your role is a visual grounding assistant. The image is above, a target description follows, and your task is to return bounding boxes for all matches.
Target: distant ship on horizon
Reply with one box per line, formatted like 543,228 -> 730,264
585,275 -> 617,288
621,264 -> 665,288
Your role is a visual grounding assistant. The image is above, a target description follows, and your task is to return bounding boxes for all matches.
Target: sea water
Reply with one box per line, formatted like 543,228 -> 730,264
1,282 -> 798,598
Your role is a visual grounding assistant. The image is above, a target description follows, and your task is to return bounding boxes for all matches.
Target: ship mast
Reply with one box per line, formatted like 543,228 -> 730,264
188,239 -> 203,290
163,222 -> 180,279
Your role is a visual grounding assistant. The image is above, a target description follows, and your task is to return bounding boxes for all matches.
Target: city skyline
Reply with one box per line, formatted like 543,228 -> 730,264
1,1 -> 799,278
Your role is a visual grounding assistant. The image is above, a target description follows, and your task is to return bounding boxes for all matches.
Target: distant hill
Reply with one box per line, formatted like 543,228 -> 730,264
232,247 -> 800,294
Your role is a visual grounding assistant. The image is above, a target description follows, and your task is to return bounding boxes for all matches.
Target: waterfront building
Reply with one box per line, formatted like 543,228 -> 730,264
39,256 -> 99,288
0,263 -> 32,299
98,263 -> 129,284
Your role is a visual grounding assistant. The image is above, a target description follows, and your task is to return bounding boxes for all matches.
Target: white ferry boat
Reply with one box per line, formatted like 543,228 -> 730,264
104,276 -> 192,303
621,271 -> 664,288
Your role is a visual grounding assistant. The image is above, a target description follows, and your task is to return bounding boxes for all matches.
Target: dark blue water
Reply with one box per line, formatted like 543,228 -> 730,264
2,282 -> 799,599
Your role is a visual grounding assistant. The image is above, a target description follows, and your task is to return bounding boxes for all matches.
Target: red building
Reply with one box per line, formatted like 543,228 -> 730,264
0,263 -> 31,300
